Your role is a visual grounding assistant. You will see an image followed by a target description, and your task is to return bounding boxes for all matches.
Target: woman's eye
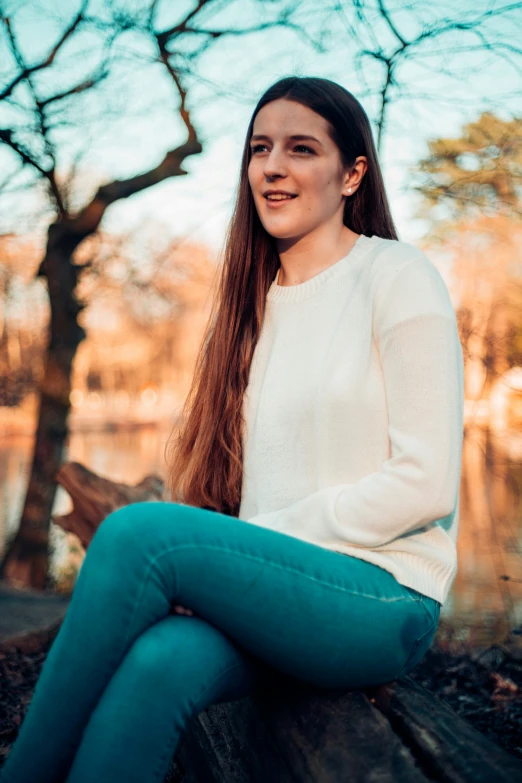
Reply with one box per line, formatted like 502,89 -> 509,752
250,144 -> 313,154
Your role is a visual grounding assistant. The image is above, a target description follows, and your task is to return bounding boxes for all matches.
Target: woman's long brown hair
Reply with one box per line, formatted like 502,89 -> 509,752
164,76 -> 398,515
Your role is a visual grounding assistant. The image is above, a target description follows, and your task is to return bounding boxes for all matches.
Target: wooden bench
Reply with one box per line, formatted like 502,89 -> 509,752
53,463 -> 522,783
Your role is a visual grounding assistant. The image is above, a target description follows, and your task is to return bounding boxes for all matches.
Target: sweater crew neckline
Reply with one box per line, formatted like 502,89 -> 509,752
267,233 -> 376,303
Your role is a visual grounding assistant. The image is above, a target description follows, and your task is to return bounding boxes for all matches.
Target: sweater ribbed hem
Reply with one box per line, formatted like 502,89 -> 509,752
267,233 -> 377,303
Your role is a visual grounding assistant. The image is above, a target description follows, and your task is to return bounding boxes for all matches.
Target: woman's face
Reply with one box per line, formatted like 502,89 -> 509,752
247,98 -> 352,243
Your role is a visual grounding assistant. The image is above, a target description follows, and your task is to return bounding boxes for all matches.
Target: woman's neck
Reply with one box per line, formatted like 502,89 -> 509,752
276,226 -> 361,287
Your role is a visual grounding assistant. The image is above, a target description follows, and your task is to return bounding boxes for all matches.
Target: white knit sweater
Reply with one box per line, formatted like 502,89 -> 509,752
239,233 -> 465,606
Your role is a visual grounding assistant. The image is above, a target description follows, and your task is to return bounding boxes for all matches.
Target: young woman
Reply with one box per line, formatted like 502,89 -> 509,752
0,76 -> 464,783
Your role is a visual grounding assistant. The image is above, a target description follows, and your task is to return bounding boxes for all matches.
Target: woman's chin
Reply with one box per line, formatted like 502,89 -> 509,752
261,221 -> 306,240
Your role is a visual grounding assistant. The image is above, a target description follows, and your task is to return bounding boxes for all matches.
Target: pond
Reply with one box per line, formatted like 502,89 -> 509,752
1,421 -> 521,653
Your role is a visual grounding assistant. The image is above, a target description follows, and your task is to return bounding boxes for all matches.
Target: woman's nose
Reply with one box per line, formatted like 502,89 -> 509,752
263,149 -> 287,178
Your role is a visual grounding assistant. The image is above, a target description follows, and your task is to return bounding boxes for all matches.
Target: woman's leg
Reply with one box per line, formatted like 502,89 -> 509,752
0,501 -> 439,783
66,613 -> 281,783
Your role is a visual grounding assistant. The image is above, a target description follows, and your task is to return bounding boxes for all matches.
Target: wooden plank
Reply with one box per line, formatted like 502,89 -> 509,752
176,680 -> 431,782
175,694 -> 296,783
255,681 -> 429,782
370,677 -> 522,782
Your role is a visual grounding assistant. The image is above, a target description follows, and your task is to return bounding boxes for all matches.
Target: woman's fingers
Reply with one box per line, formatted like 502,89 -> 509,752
172,604 -> 194,616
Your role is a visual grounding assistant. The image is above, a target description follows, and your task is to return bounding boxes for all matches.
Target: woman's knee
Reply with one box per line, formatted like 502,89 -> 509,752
88,502 -> 177,558
124,616 -> 234,699
124,619 -> 187,688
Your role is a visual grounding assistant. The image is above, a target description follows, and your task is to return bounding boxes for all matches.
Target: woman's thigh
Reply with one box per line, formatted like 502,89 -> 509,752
89,501 -> 439,689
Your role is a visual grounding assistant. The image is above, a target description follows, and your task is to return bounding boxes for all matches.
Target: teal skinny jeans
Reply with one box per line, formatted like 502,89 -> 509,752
0,501 -> 440,783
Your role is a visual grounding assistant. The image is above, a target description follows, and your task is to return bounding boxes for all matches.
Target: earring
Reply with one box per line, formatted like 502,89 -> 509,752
347,187 -> 352,193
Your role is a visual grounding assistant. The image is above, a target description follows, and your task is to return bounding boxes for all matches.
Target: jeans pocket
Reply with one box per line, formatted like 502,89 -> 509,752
396,598 -> 440,680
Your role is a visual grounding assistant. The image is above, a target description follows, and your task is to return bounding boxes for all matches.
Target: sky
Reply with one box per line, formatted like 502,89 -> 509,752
0,0 -> 520,258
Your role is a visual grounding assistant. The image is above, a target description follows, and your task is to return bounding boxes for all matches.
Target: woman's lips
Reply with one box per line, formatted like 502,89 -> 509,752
264,196 -> 298,209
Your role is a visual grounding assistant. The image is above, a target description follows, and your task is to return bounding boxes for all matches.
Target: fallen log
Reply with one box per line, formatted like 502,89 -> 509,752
173,675 -> 522,782
53,461 -> 165,550
53,462 -> 193,617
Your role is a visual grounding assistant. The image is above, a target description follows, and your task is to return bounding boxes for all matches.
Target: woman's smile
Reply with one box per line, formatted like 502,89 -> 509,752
264,194 -> 298,209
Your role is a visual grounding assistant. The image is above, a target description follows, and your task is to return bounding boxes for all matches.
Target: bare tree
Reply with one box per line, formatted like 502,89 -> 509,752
0,0 -> 305,590
333,1 -> 522,151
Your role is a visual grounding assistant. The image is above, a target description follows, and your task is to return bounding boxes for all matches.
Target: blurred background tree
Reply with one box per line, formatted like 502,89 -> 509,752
413,113 -> 522,401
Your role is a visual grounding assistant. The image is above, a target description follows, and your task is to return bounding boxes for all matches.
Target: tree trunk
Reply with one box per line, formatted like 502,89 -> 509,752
53,461 -> 165,550
0,232 -> 86,590
0,135 -> 201,591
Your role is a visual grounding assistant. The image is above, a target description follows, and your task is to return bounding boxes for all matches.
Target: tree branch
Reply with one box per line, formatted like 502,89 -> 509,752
0,0 -> 89,100
0,129 -> 48,176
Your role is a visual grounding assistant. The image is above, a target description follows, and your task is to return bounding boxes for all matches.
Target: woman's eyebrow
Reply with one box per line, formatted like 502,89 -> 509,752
250,133 -> 323,147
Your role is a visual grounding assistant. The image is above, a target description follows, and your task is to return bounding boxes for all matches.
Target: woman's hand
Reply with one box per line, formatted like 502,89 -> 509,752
172,604 -> 194,616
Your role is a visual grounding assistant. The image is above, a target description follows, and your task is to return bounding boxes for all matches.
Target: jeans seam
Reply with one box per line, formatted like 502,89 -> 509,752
120,545 -> 180,652
419,595 -> 441,625
396,608 -> 439,679
124,541 -> 420,613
